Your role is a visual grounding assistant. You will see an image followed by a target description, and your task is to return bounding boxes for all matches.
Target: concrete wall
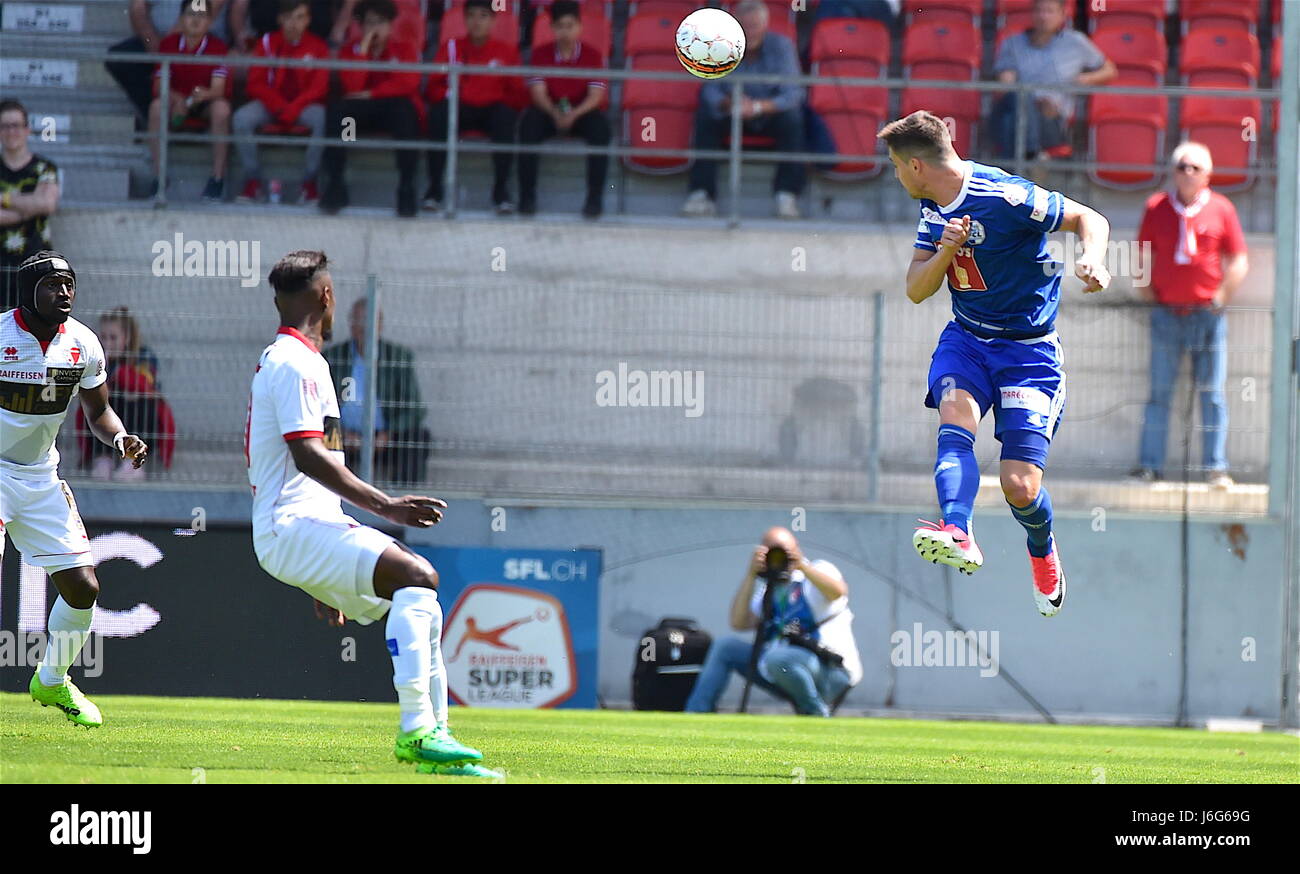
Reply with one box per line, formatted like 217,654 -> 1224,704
69,486 -> 1289,725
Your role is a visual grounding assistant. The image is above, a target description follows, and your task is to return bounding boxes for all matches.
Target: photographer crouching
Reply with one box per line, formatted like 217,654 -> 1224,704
685,527 -> 862,716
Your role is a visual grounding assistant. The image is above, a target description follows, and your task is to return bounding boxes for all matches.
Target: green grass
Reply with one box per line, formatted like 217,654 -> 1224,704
2,693 -> 1297,783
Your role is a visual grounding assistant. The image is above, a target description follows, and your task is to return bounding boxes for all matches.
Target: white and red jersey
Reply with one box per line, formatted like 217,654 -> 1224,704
246,326 -> 349,553
0,308 -> 107,474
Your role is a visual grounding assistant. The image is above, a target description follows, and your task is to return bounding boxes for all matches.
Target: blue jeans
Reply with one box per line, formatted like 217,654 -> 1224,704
992,92 -> 1068,159
1138,306 -> 1229,472
684,636 -> 852,717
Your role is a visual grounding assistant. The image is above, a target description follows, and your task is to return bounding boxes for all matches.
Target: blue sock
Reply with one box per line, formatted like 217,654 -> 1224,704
935,424 -> 979,533
1009,488 -> 1054,557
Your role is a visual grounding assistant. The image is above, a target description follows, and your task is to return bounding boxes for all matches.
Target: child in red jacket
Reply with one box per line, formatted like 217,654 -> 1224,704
423,0 -> 525,214
319,0 -> 422,216
233,0 -> 330,204
146,0 -> 231,201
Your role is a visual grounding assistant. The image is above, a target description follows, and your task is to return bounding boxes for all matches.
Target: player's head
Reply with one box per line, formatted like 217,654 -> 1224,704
0,99 -> 30,154
878,111 -> 959,199
178,0 -> 212,40
464,0 -> 495,41
278,0 -> 311,42
550,0 -> 582,46
269,250 -> 334,341
17,250 -> 76,328
1171,141 -> 1213,200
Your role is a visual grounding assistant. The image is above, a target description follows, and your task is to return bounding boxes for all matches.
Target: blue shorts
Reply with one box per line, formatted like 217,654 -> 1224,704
924,321 -> 1066,461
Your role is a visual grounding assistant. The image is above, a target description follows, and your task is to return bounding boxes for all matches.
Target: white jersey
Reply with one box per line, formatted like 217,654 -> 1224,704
246,327 -> 350,554
0,308 -> 107,474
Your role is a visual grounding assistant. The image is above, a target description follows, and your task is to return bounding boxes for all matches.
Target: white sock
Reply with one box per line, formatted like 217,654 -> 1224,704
428,595 -> 449,727
386,587 -> 437,734
40,597 -> 94,686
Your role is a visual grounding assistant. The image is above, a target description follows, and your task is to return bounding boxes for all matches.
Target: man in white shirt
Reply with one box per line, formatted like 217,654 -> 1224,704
685,527 -> 862,716
2,251 -> 150,728
245,249 -> 498,778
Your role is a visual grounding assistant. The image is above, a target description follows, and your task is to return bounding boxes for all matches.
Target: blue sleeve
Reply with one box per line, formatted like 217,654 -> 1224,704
699,79 -> 726,118
1001,179 -> 1064,233
768,35 -> 804,113
914,213 -> 937,251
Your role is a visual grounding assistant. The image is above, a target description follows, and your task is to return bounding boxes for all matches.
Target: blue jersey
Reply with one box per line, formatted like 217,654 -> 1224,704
913,161 -> 1065,340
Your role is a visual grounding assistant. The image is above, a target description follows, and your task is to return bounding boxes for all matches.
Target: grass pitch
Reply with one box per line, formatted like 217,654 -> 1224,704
1,693 -> 1297,783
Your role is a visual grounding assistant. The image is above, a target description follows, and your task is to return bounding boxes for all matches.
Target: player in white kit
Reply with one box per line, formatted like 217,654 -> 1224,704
1,251 -> 150,727
246,250 -> 498,778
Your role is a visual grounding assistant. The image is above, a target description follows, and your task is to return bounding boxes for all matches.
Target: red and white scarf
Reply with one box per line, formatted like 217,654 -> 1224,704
1170,188 -> 1210,265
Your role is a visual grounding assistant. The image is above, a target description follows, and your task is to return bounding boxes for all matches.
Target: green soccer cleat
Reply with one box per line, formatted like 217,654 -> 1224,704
29,667 -> 103,728
416,761 -> 503,779
394,725 -> 482,766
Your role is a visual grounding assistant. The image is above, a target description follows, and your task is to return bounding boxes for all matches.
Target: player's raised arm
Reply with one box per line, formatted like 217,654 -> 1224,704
1059,196 -> 1112,293
284,436 -> 445,528
906,215 -> 971,303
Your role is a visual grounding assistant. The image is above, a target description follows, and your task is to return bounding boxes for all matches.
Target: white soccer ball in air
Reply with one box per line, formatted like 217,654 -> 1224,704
675,8 -> 746,79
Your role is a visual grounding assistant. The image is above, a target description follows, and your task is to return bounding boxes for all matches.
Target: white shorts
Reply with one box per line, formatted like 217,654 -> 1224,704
0,469 -> 94,574
255,515 -> 398,625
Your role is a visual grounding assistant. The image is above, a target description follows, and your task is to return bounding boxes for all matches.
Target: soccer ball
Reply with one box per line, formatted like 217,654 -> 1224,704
675,8 -> 746,79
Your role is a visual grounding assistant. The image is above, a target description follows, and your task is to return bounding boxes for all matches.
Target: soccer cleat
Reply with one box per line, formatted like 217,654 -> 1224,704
913,519 -> 983,575
394,725 -> 482,766
416,761 -> 503,779
1029,537 -> 1067,617
29,667 -> 103,728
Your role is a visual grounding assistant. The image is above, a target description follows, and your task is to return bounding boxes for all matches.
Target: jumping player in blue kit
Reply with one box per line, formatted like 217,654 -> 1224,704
877,111 -> 1112,617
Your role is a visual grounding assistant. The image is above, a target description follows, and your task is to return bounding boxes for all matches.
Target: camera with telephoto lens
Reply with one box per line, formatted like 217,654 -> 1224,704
760,545 -> 793,584
760,546 -> 844,668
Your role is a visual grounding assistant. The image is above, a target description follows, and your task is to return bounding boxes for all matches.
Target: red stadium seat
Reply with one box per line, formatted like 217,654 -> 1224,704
622,53 -> 698,173
1180,92 -> 1261,190
723,0 -> 797,42
442,0 -> 521,45
624,11 -> 679,57
1181,0 -> 1260,34
809,57 -> 887,179
629,0 -> 698,21
903,0 -> 982,27
808,17 -> 890,67
530,0 -> 612,57
1091,24 -> 1167,81
901,20 -> 982,151
1087,0 -> 1166,33
1180,28 -> 1260,86
1272,36 -> 1281,132
1087,59 -> 1168,190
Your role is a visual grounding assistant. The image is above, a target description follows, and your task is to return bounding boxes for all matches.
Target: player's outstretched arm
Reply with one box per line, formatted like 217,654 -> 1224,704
78,382 -> 149,468
906,216 -> 971,303
286,436 -> 446,528
1060,197 -> 1112,293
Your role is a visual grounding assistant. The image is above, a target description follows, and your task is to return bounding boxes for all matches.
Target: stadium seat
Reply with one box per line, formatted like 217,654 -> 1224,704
1180,93 -> 1261,190
723,0 -> 797,41
1180,0 -> 1260,34
903,0 -> 982,28
1091,24 -> 1167,82
621,53 -> 698,173
1271,35 -> 1281,133
1180,28 -> 1260,87
629,0 -> 698,20
530,0 -> 612,58
1087,0 -> 1166,33
257,122 -> 312,136
1087,46 -> 1168,191
809,58 -> 888,179
442,0 -> 521,45
624,11 -> 680,58
900,20 -> 982,152
808,16 -> 890,67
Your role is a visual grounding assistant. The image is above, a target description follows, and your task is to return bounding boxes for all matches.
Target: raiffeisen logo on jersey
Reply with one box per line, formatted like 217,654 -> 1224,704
502,557 -> 590,582
442,584 -> 578,709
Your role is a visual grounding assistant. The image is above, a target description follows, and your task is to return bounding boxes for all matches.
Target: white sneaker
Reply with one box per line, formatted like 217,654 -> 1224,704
775,191 -> 801,219
681,190 -> 716,217
1207,470 -> 1234,489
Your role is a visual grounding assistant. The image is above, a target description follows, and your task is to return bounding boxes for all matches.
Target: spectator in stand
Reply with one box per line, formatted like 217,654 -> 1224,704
145,0 -> 232,201
319,0 -> 423,217
324,298 -> 432,485
107,0 -> 182,124
423,0 -> 524,214
229,0 -> 337,48
682,0 -> 806,220
991,0 -> 1115,161
517,0 -> 609,219
813,0 -> 898,25
77,307 -> 176,481
0,100 -> 60,312
233,0 -> 330,204
1131,142 -> 1249,490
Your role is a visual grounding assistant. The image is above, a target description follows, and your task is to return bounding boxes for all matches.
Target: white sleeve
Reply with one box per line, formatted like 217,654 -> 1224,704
749,581 -> 766,620
271,357 -> 328,439
79,331 -> 107,390
805,560 -> 845,616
